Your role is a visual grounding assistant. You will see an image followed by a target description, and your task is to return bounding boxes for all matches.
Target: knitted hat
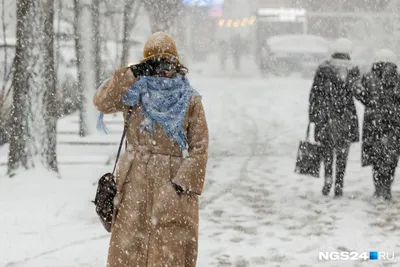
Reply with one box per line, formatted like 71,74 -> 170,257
141,32 -> 180,64
331,38 -> 352,55
374,49 -> 397,64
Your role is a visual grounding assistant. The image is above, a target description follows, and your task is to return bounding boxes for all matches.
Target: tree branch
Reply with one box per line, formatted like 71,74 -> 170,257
2,0 -> 8,95
120,0 -> 135,65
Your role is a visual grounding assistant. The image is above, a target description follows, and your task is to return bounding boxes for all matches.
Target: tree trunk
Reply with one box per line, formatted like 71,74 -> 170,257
120,0 -> 134,66
144,0 -> 182,33
42,0 -> 58,172
1,0 -> 8,89
92,0 -> 101,87
73,0 -> 87,137
120,0 -> 141,66
8,0 -> 30,175
8,0 -> 58,176
55,0 -> 62,85
74,0 -> 96,137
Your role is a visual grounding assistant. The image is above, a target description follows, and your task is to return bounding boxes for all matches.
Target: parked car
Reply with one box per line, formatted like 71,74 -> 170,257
258,34 -> 330,77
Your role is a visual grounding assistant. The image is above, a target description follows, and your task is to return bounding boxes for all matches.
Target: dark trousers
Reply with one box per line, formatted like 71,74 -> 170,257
373,163 -> 396,191
219,40 -> 228,70
232,49 -> 241,71
321,141 -> 351,188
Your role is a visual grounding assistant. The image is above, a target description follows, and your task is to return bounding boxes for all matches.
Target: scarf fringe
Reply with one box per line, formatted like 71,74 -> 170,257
95,78 -> 111,135
96,112 -> 109,135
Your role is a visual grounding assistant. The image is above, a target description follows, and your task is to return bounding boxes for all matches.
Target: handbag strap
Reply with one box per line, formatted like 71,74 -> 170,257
112,106 -> 134,176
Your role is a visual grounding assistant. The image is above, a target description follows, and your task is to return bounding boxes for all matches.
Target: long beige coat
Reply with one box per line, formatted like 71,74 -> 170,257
93,67 -> 209,267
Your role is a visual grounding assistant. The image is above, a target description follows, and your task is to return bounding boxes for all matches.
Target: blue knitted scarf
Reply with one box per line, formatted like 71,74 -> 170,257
96,75 -> 199,149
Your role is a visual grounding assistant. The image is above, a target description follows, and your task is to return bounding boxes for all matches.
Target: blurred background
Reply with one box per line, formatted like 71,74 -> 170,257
2,1 -> 400,266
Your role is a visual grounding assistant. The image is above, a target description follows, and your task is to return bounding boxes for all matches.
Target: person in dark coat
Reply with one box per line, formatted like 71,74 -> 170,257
230,33 -> 242,71
308,38 -> 360,197
353,49 -> 400,200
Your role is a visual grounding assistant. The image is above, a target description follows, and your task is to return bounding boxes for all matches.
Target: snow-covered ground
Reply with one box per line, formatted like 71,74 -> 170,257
1,56 -> 400,267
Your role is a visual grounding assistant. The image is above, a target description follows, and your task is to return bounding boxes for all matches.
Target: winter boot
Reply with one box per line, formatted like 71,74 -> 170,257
322,176 -> 333,196
334,178 -> 344,198
381,186 -> 392,201
334,185 -> 343,198
373,185 -> 382,198
373,189 -> 382,198
384,191 -> 392,201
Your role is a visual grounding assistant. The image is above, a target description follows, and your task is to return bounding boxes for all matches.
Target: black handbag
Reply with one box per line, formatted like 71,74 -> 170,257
294,123 -> 322,178
92,107 -> 133,232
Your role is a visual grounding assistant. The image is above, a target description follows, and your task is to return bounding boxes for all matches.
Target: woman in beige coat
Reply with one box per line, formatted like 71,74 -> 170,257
93,32 -> 208,267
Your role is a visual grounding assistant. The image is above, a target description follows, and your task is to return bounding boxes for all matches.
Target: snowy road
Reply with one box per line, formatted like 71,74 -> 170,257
1,71 -> 400,266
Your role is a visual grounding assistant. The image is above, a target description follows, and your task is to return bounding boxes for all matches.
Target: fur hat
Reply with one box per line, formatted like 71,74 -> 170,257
331,38 -> 352,55
141,32 -> 180,64
374,49 -> 397,64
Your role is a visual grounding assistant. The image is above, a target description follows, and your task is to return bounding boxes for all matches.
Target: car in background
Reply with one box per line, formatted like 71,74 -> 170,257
258,34 -> 330,77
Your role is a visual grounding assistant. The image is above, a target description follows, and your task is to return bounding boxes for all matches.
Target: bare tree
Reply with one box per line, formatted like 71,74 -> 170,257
55,0 -> 62,81
120,0 -> 142,66
43,0 -> 58,172
8,0 -> 34,174
0,0 -> 10,146
92,0 -> 101,87
74,0 -> 96,137
1,0 -> 14,98
1,0 -> 7,89
73,0 -> 86,136
8,0 -> 58,176
103,1 -> 124,68
144,0 -> 182,33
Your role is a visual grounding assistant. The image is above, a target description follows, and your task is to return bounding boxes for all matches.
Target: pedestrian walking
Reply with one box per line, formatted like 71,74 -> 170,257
354,49 -> 400,200
308,38 -> 360,197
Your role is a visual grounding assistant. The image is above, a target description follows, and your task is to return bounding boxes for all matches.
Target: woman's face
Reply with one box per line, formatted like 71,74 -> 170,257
153,68 -> 175,78
153,60 -> 176,78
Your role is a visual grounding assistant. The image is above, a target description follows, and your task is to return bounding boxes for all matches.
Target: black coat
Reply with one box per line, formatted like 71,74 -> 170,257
354,62 -> 400,166
309,57 -> 360,145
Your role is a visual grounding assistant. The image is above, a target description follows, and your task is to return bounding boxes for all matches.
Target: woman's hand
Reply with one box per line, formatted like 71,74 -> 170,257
172,182 -> 186,196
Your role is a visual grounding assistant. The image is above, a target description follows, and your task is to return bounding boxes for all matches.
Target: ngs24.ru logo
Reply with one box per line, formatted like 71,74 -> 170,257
319,251 -> 394,261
